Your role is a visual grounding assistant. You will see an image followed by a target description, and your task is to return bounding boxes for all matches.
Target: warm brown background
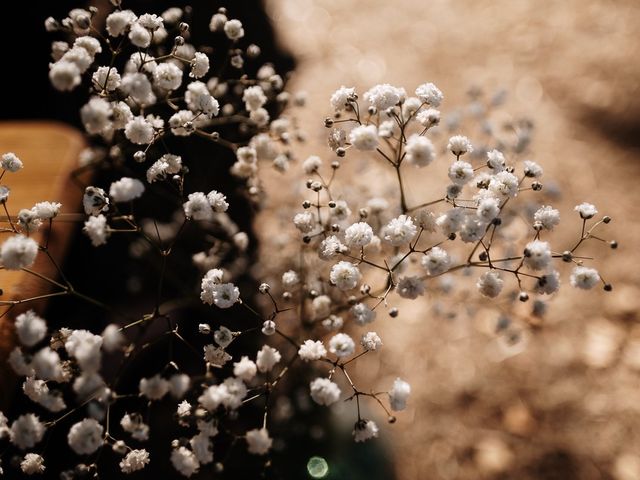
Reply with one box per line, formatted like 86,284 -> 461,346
261,1 -> 640,478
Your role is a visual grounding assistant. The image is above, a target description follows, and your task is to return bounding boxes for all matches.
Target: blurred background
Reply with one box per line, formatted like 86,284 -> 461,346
258,0 -> 640,479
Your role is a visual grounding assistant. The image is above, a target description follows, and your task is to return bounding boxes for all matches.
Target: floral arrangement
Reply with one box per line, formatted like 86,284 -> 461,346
0,2 -> 617,477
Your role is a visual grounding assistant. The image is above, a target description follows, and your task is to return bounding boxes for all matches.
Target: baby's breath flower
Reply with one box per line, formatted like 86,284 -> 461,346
575,202 -> 597,219
405,134 -> 436,167
447,135 -> 473,156
171,446 -> 199,477
1,152 -> 23,172
125,116 -> 155,145
329,261 -> 361,290
242,85 -> 267,112
351,303 -> 376,325
246,428 -> 272,455
1,235 -> 38,270
310,378 -> 341,406
448,160 -> 474,185
67,418 -> 103,455
477,271 -> 504,298
83,214 -> 109,246
298,340 -> 326,361
224,19 -> 244,40
110,177 -> 145,202
383,215 -> 417,246
120,449 -> 150,474
329,333 -> 355,358
523,240 -> 552,271
364,84 -> 404,110
415,82 -> 443,107
353,419 -> 378,443
533,205 -> 560,231
349,124 -> 379,150
256,345 -> 281,373
570,266 -> 600,289
20,453 -> 46,475
361,331 -> 382,351
330,86 -> 356,111
388,378 -> 411,411
15,311 -> 47,348
396,276 -> 425,299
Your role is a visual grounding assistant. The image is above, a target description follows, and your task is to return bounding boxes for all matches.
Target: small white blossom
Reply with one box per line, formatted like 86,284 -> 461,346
329,333 -> 355,358
353,419 -> 379,443
330,86 -> 356,111
10,414 -> 45,450
110,177 -> 145,202
49,61 -> 81,92
207,190 -> 228,212
15,310 -> 47,347
171,446 -> 199,477
190,52 -> 209,78
233,356 -> 257,382
489,171 -> 519,198
67,418 -> 103,455
1,152 -> 23,172
448,160 -> 474,185
293,211 -> 316,233
364,84 -> 404,110
416,108 -> 440,128
486,149 -> 506,171
383,215 -> 417,246
575,202 -> 597,219
361,331 -> 382,351
329,261 -> 361,290
224,19 -> 245,40
256,345 -> 281,373
477,271 -> 504,298
139,374 -> 170,401
405,135 -> 435,167
523,240 -> 552,271
120,449 -> 150,474
154,62 -> 183,91
20,453 -> 45,475
83,214 -> 109,246
184,192 -> 213,221
570,266 -> 600,289
447,135 -> 473,156
106,10 -> 137,37
389,378 -> 411,411
32,201 -> 61,219
344,222 -> 373,248
351,303 -> 376,325
396,276 -> 425,299
533,205 -> 560,231
309,378 -> 341,406
128,22 -> 152,48
201,282 -> 240,308
243,85 -> 267,112
523,160 -> 543,178
319,235 -> 346,260
1,235 -> 38,270
298,340 -> 326,361
537,271 -> 561,295
204,345 -> 232,368
125,117 -> 154,145
349,124 -> 379,150
415,82 -> 443,106
477,197 -> 501,222
244,428 -> 273,458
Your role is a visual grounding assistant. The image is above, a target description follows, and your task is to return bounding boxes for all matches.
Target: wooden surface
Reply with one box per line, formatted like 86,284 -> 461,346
0,121 -> 85,392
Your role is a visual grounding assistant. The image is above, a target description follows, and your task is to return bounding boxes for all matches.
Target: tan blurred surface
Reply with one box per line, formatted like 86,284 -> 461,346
262,1 -> 640,478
